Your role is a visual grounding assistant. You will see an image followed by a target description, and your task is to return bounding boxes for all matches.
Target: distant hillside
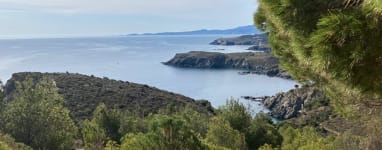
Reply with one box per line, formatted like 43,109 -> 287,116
129,25 -> 261,36
4,72 -> 214,122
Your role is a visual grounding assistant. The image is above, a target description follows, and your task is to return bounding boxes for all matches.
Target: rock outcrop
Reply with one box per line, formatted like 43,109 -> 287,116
262,86 -> 326,120
210,33 -> 271,52
4,72 -> 214,122
210,34 -> 268,46
163,51 -> 291,79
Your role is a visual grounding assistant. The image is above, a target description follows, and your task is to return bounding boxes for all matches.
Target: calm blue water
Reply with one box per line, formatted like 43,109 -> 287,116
0,35 -> 296,110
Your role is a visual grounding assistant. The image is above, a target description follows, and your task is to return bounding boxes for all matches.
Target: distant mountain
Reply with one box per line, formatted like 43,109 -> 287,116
129,25 -> 261,36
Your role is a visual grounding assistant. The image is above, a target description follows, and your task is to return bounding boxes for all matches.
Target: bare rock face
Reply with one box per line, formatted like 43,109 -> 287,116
164,51 -> 291,79
262,86 -> 325,119
4,72 -> 214,122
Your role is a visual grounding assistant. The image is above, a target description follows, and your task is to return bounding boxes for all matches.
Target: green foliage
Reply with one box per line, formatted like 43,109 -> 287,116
105,140 -> 119,150
255,0 -> 382,117
174,106 -> 209,137
120,133 -> 157,150
121,114 -> 206,150
118,110 -> 146,136
258,144 -> 276,150
245,113 -> 282,149
217,99 -> 252,132
2,77 -> 77,150
332,116 -> 382,150
217,99 -> 282,149
81,120 -> 107,150
205,117 -> 247,150
254,3 -> 382,146
278,125 -> 334,150
204,142 -> 230,150
332,131 -> 364,150
0,142 -> 10,150
0,133 -> 31,150
91,103 -> 122,142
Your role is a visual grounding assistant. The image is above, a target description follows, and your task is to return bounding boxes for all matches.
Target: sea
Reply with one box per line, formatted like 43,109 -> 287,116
0,35 -> 296,112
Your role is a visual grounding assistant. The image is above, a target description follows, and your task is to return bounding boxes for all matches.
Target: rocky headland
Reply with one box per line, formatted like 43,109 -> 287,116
210,33 -> 271,52
163,51 -> 291,79
210,34 -> 268,45
4,72 -> 214,122
261,86 -> 365,136
262,86 -> 328,120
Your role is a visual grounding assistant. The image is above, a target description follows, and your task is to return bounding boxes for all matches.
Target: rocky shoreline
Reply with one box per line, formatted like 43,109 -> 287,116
261,86 -> 327,120
163,51 -> 291,79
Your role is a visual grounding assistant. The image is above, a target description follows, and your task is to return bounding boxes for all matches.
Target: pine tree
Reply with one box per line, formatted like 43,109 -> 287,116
255,0 -> 382,117
205,117 -> 247,150
81,120 -> 107,150
255,0 -> 382,149
2,77 -> 77,149
121,114 -> 206,150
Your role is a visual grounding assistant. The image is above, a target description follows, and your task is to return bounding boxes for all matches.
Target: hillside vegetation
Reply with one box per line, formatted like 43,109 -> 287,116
0,76 -> 310,150
4,72 -> 213,122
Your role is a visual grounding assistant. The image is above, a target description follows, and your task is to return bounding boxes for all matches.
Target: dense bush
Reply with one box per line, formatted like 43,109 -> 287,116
0,133 -> 31,150
217,99 -> 282,149
205,117 -> 247,150
1,77 -> 78,150
79,99 -> 287,150
121,114 -> 206,150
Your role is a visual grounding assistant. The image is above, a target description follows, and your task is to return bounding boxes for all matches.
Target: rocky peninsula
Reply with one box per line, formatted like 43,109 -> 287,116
163,51 -> 291,79
4,72 -> 214,122
210,33 -> 271,52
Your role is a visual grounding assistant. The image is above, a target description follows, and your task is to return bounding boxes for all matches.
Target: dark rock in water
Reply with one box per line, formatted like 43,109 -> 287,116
4,72 -> 214,122
164,51 -> 291,79
210,34 -> 268,46
262,86 -> 325,119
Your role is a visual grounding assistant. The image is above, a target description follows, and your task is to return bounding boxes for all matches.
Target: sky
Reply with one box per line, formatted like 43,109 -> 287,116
0,0 -> 258,38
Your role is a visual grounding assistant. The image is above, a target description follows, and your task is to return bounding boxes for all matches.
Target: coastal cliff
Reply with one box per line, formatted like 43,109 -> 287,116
4,72 -> 214,122
164,51 -> 291,79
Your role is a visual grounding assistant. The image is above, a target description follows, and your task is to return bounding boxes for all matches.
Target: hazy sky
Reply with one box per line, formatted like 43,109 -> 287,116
0,0 -> 258,38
